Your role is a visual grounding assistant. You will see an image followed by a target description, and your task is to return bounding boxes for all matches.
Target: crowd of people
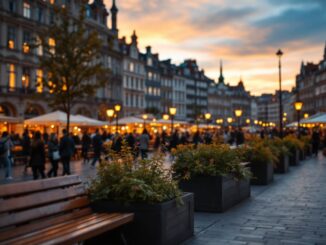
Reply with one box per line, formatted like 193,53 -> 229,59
0,126 -> 325,181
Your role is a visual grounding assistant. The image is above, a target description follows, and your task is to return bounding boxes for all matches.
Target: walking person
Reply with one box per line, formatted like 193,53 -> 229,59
81,131 -> 91,164
91,129 -> 103,167
29,131 -> 46,180
0,132 -> 14,180
311,128 -> 320,157
59,129 -> 75,175
47,133 -> 60,177
139,129 -> 150,159
22,129 -> 31,172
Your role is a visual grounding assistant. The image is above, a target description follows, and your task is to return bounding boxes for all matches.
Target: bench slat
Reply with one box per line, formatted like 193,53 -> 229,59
1,212 -> 114,244
0,208 -> 92,242
0,196 -> 90,228
0,184 -> 86,213
7,213 -> 134,245
0,175 -> 82,198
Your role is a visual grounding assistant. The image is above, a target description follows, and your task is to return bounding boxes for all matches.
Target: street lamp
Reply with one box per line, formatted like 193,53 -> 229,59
163,114 -> 169,121
304,113 -> 309,119
106,109 -> 115,133
234,109 -> 243,127
114,104 -> 121,133
142,114 -> 148,127
246,119 -> 250,125
227,117 -> 233,124
294,101 -> 303,138
276,49 -> 283,137
169,107 -> 177,133
204,113 -> 211,129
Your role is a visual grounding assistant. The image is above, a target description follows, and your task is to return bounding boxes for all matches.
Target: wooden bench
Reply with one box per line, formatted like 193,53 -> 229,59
0,175 -> 134,245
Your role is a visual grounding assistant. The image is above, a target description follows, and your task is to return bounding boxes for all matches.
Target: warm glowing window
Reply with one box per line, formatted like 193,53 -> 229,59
8,64 -> 16,90
36,36 -> 43,56
36,69 -> 43,93
50,0 -> 55,4
49,38 -> 55,54
7,27 -> 15,49
23,2 -> 31,18
23,31 -> 30,53
22,68 -> 30,88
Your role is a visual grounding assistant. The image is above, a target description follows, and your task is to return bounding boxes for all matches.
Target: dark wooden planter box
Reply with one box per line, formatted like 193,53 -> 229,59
90,193 -> 194,245
289,149 -> 300,166
250,161 -> 274,185
274,155 -> 289,173
299,149 -> 305,161
178,175 -> 250,212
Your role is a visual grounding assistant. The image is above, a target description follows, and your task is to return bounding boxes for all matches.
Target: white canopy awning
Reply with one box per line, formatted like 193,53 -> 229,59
155,119 -> 188,125
305,113 -> 326,123
0,115 -> 22,123
74,115 -> 106,126
24,110 -> 84,126
117,116 -> 145,125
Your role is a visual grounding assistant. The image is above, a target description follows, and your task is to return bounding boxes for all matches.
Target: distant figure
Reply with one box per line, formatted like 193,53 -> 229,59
139,129 -> 150,159
47,133 -> 60,177
193,131 -> 201,146
169,130 -> 179,150
153,132 -> 161,151
111,133 -> 122,153
204,131 -> 212,144
81,131 -> 91,164
43,131 -> 49,144
236,128 -> 245,146
30,131 -> 46,180
0,132 -> 14,180
126,132 -> 136,155
59,129 -> 75,175
22,129 -> 31,156
311,128 -> 320,157
91,129 -> 103,167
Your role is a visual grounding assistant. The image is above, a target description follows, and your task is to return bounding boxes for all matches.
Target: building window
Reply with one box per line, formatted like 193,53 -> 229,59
37,6 -> 43,22
7,64 -> 16,91
22,67 -> 30,89
7,27 -> 16,49
50,0 -> 55,4
48,38 -> 55,54
23,2 -> 31,18
9,0 -> 16,12
129,62 -> 134,72
147,58 -> 152,66
23,31 -> 31,53
36,36 -> 43,56
36,69 -> 43,93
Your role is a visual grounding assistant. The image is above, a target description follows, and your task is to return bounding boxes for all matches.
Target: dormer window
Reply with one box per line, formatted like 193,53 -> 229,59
147,57 -> 153,66
23,1 -> 31,18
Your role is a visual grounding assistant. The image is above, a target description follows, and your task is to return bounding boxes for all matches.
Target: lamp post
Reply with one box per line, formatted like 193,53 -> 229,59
204,113 -> 211,129
114,104 -> 121,133
142,114 -> 148,128
227,117 -> 233,125
276,49 -> 283,137
106,109 -> 114,133
294,101 -> 303,138
169,107 -> 177,133
234,109 -> 243,128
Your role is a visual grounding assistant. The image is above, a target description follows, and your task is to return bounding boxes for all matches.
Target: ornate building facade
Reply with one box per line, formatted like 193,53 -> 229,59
0,0 -> 122,121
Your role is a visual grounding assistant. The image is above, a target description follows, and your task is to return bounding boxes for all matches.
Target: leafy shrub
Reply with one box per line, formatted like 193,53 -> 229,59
283,135 -> 304,153
172,144 -> 251,180
300,136 -> 312,152
236,141 -> 277,166
88,145 -> 182,204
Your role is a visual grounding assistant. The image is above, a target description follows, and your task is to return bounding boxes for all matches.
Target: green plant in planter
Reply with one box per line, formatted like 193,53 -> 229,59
88,145 -> 182,204
283,135 -> 304,153
237,142 -> 277,166
300,135 -> 312,153
172,144 -> 251,181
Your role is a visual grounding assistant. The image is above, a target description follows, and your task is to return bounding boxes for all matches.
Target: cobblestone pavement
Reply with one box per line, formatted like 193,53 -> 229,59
1,153 -> 326,245
184,153 -> 326,245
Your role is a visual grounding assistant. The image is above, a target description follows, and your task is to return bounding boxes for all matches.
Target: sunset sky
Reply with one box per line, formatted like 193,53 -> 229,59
105,0 -> 326,95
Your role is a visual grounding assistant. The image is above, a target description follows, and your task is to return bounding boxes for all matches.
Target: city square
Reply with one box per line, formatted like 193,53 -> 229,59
1,0 -> 326,244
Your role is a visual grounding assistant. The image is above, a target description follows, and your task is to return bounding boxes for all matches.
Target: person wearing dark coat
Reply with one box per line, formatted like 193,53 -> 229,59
169,130 -> 179,151
47,133 -> 59,177
193,131 -> 201,146
91,129 -> 103,167
59,129 -> 75,175
236,128 -> 245,146
22,129 -> 31,156
29,131 -> 46,180
311,128 -> 320,157
81,131 -> 91,164
111,133 -> 122,153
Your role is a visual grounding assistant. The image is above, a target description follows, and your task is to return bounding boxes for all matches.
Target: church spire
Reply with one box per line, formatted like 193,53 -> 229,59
218,60 -> 224,84
111,0 -> 118,33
